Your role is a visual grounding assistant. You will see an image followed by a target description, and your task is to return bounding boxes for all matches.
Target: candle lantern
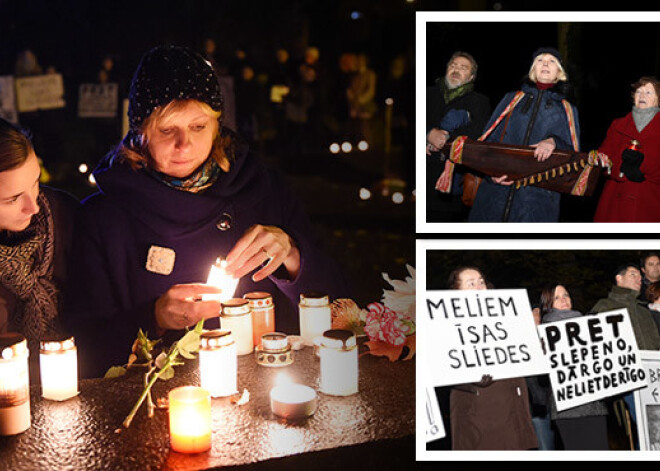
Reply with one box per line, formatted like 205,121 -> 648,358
205,257 -> 238,303
0,333 -> 30,436
255,332 -> 293,367
319,329 -> 358,396
39,336 -> 78,401
298,292 -> 331,346
168,386 -> 212,453
269,373 -> 317,419
199,330 -> 237,398
220,298 -> 253,355
243,291 -> 275,348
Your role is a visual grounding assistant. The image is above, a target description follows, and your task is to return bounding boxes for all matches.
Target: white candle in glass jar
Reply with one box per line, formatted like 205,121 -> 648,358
205,258 -> 238,303
319,329 -> 358,396
168,386 -> 212,453
199,330 -> 237,398
39,336 -> 78,401
0,333 -> 30,436
220,299 -> 253,355
298,292 -> 331,346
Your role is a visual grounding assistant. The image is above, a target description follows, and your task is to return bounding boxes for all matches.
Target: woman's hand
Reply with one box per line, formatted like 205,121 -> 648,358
225,224 -> 301,282
531,137 -> 556,162
155,284 -> 222,331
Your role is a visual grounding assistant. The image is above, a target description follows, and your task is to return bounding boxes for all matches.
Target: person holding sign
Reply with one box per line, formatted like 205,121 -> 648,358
590,263 -> 660,449
63,45 -> 349,378
447,266 -> 537,450
540,284 -> 609,450
0,117 -> 78,378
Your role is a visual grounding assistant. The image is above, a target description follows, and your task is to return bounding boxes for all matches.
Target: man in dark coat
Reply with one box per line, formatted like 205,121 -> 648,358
426,51 -> 490,222
589,262 -> 660,449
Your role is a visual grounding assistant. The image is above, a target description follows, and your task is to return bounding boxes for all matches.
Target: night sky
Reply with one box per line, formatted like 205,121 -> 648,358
425,20 -> 660,151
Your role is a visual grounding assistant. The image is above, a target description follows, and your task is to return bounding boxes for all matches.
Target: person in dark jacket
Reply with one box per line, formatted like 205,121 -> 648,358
590,263 -> 660,449
426,51 -> 490,222
540,284 -> 609,450
468,47 -> 580,222
446,266 -> 537,450
63,45 -> 349,378
0,117 -> 78,378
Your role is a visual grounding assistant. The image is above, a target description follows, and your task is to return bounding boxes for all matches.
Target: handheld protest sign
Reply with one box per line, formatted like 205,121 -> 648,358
425,386 -> 445,443
634,351 -> 660,450
538,308 -> 647,412
424,289 -> 548,387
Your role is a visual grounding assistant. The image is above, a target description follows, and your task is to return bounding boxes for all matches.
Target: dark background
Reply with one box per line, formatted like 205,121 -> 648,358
422,12 -> 660,221
426,249 -> 657,315
0,0 -> 418,307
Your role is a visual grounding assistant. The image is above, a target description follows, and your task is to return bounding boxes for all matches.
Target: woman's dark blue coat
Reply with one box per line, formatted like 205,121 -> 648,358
468,82 -> 580,222
63,138 -> 349,377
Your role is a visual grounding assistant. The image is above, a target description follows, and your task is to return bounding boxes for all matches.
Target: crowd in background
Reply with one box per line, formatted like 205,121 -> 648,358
3,40 -> 414,199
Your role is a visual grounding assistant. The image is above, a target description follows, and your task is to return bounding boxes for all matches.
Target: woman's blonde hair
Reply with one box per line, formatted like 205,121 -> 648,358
119,99 -> 232,172
528,54 -> 568,83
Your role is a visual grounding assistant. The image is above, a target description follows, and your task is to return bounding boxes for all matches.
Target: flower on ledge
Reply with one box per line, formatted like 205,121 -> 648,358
330,264 -> 415,362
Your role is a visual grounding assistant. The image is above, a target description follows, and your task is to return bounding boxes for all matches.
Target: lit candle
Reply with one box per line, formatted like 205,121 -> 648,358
269,373 -> 317,419
168,386 -> 212,454
205,257 -> 238,303
243,291 -> 275,348
298,292 -> 331,346
255,332 -> 293,367
0,333 -> 30,436
220,299 -> 253,355
39,336 -> 78,401
319,329 -> 358,396
199,330 -> 237,398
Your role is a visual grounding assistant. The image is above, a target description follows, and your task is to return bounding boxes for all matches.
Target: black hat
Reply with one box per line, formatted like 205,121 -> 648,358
127,44 -> 223,132
532,47 -> 563,65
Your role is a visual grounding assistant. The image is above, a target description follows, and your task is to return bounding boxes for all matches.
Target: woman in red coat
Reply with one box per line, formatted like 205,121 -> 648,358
594,76 -> 660,222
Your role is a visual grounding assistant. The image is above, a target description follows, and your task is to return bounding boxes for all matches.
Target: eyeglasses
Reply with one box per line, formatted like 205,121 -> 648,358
635,89 -> 655,96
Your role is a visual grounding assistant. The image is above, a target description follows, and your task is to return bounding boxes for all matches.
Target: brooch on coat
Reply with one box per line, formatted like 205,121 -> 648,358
146,245 -> 176,275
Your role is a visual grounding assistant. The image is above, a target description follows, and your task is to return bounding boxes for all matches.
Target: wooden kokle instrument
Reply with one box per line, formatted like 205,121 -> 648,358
435,136 -> 612,197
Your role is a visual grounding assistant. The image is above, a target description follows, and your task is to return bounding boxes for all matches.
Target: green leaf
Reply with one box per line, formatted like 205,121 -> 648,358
158,366 -> 175,381
104,366 -> 127,379
402,319 -> 416,336
177,330 -> 201,359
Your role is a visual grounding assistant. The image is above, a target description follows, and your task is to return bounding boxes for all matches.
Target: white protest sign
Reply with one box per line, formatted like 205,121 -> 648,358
634,351 -> 660,450
78,83 -> 118,118
15,74 -> 65,112
0,76 -> 18,123
425,289 -> 548,387
539,308 -> 647,412
425,386 -> 445,442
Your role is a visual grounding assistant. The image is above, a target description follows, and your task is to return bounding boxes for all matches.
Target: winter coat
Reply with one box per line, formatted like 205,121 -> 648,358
450,377 -> 538,450
468,82 -> 580,222
62,136 -> 350,378
541,308 -> 608,420
590,285 -> 660,350
594,111 -> 660,222
426,81 -> 491,209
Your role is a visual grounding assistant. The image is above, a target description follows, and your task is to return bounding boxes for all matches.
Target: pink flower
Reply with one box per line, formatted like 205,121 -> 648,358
364,302 -> 407,346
